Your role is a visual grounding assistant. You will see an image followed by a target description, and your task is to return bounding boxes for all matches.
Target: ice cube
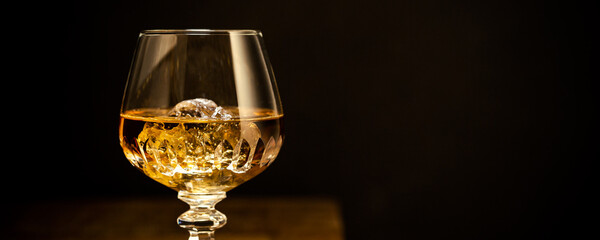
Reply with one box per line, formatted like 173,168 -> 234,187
168,98 -> 233,119
260,136 -> 282,167
137,119 -> 241,176
228,122 -> 261,173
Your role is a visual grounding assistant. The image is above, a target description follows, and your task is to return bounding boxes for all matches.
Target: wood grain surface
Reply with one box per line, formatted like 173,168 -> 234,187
10,196 -> 344,240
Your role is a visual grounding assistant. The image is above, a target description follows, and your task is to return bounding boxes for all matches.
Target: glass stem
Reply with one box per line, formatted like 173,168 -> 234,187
177,191 -> 227,240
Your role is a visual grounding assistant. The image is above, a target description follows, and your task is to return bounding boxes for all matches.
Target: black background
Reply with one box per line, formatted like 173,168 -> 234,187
11,0 -> 598,239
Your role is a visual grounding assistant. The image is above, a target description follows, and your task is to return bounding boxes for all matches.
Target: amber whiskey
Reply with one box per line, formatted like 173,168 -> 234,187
119,108 -> 283,193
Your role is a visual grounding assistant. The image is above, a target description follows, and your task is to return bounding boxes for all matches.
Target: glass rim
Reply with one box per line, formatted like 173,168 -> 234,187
140,29 -> 262,36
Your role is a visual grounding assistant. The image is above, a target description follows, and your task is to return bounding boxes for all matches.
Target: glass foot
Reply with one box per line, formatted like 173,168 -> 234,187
177,191 -> 227,240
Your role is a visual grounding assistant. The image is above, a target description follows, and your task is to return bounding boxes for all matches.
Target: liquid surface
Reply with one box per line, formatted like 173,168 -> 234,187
119,108 -> 283,193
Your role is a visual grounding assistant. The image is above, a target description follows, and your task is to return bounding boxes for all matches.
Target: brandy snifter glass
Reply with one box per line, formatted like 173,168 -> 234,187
118,29 -> 284,240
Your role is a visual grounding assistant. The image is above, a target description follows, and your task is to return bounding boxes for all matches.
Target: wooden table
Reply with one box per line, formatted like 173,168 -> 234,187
9,196 -> 344,240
